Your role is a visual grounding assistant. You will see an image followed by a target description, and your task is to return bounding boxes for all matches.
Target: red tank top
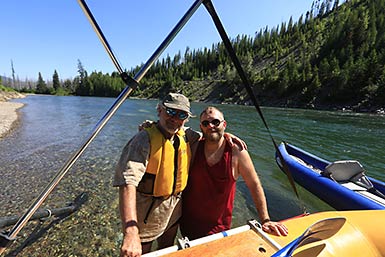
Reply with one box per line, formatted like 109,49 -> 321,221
180,140 -> 236,240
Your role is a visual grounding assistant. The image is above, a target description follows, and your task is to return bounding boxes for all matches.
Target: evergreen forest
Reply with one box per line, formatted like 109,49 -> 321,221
3,0 -> 385,112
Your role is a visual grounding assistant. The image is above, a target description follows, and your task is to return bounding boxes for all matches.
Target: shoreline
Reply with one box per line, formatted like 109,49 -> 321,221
0,91 -> 26,138
0,92 -> 382,140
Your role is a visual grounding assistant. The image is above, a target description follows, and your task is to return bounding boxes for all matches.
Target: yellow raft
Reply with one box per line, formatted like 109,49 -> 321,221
144,210 -> 385,257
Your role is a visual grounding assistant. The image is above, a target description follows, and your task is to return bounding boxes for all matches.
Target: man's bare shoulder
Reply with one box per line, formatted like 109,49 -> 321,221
231,143 -> 250,159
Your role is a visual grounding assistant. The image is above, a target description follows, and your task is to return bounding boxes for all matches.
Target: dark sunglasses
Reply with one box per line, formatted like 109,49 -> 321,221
164,107 -> 189,120
201,119 -> 223,127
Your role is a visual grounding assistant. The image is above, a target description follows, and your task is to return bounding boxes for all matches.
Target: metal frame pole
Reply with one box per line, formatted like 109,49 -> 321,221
1,0 -> 204,252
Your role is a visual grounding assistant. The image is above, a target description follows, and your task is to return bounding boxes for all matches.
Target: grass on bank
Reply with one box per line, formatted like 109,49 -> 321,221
0,85 -> 17,92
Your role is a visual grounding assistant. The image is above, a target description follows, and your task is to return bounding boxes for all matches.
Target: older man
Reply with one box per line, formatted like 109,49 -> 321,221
114,93 -> 200,256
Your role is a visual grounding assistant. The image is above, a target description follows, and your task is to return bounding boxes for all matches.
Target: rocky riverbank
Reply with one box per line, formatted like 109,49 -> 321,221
0,90 -> 25,138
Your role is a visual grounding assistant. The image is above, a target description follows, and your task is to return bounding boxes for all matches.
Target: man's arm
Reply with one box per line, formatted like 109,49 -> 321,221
115,131 -> 150,256
237,150 -> 270,221
236,149 -> 288,236
185,127 -> 202,164
119,185 -> 142,257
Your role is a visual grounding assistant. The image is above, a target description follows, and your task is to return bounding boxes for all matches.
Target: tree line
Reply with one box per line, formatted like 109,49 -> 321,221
5,0 -> 385,112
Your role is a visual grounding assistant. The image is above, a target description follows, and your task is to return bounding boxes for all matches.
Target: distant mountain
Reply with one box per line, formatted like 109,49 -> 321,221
0,75 -> 35,90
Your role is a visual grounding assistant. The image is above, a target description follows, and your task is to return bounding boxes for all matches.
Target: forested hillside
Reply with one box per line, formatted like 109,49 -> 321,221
132,0 -> 385,112
6,0 -> 385,112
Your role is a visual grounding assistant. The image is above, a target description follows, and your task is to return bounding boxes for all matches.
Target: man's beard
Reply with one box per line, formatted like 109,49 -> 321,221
164,120 -> 181,133
204,130 -> 223,142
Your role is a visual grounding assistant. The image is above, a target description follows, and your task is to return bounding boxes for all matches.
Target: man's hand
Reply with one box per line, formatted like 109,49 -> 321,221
224,132 -> 248,151
262,220 -> 288,237
138,120 -> 155,131
120,227 -> 142,257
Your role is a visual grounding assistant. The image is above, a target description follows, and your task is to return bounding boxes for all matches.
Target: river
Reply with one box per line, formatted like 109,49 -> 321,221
1,95 -> 384,256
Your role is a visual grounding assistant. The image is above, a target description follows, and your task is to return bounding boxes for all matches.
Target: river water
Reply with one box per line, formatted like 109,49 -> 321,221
1,95 -> 384,255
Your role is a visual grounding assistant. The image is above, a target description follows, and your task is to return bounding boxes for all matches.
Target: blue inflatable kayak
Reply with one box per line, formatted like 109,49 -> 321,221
276,142 -> 385,210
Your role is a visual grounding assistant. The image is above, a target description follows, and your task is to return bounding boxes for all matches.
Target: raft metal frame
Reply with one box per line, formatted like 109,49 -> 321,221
0,0 -> 204,251
1,0 -> 303,253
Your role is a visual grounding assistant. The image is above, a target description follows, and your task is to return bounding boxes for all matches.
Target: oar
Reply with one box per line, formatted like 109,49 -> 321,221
271,217 -> 346,257
0,192 -> 88,228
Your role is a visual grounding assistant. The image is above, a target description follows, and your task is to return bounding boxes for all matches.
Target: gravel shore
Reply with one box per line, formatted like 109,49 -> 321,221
0,91 -> 123,256
0,91 -> 25,138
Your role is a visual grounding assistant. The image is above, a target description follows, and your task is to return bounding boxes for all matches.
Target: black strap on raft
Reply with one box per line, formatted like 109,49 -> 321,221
202,0 -> 305,211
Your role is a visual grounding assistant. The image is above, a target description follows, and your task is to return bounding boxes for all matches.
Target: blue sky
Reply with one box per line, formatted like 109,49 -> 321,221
1,0 -> 312,81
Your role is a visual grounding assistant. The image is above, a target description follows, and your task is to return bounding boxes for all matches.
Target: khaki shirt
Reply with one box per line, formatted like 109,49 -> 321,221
114,127 -> 200,242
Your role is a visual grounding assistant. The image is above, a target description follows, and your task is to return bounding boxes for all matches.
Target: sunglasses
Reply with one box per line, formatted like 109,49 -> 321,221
164,107 -> 189,120
201,119 -> 224,127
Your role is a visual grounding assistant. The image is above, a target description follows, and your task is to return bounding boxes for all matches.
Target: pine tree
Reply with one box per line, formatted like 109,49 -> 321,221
52,70 -> 60,92
35,72 -> 49,94
75,59 -> 92,96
